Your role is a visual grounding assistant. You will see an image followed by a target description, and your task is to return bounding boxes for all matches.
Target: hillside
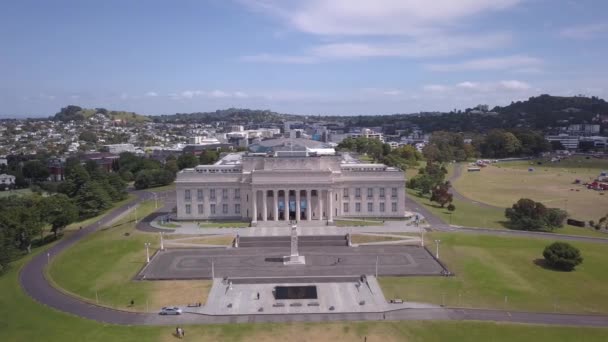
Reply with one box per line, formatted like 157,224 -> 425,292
153,108 -> 303,124
53,105 -> 150,123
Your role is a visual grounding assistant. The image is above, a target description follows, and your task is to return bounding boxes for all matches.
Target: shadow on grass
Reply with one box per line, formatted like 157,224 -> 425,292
533,258 -> 571,272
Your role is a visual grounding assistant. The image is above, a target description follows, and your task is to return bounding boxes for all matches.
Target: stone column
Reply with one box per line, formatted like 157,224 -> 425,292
318,190 -> 324,221
283,189 -> 288,221
295,189 -> 301,221
252,189 -> 257,223
273,189 -> 278,221
328,189 -> 334,223
262,189 -> 268,221
306,189 -> 312,221
203,189 -> 210,219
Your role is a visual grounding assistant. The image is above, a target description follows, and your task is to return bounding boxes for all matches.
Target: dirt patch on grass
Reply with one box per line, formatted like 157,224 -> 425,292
149,280 -> 212,309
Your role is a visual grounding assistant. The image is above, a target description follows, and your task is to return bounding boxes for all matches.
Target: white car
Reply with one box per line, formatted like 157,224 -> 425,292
159,307 -> 182,315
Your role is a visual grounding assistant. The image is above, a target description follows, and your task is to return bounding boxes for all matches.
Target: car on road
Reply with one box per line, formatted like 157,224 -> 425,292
159,307 -> 182,315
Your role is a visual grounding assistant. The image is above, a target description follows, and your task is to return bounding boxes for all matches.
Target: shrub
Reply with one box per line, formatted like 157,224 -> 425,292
543,242 -> 583,271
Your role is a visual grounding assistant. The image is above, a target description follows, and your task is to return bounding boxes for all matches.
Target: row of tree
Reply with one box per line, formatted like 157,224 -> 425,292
337,137 -> 423,169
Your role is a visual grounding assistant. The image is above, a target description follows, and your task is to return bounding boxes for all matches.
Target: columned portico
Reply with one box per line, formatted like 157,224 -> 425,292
177,150 -> 407,223
306,189 -> 312,221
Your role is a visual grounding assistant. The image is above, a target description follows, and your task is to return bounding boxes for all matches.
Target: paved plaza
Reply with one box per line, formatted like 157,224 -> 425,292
139,245 -> 445,280
186,276 -> 439,315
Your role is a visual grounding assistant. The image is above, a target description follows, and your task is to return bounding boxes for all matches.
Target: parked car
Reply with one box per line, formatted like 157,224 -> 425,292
159,307 -> 182,315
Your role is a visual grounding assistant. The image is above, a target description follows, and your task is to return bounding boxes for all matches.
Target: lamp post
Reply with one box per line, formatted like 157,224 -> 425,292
159,232 -> 164,251
434,239 -> 441,259
420,225 -> 425,247
145,242 -> 151,263
153,193 -> 158,209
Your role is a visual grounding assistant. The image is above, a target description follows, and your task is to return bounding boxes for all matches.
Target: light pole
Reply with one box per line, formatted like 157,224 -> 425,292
375,255 -> 379,278
159,232 -> 164,251
153,193 -> 158,209
420,225 -> 425,247
434,239 -> 441,259
145,242 -> 151,263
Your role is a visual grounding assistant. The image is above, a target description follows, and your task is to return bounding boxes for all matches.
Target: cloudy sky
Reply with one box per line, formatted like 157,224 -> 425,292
1,0 -> 607,117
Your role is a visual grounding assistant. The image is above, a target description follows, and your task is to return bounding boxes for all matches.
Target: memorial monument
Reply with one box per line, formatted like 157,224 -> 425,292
283,224 -> 306,265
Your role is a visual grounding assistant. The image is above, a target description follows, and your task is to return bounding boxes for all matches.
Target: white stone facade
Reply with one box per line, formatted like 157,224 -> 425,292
175,152 -> 406,223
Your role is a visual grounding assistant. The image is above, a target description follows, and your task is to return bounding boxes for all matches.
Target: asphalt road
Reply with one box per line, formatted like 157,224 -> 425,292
18,189 -> 608,327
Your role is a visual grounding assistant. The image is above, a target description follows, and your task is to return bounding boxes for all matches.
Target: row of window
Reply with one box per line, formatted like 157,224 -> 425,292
343,187 -> 398,199
184,189 -> 241,201
185,203 -> 241,215
343,202 -> 398,213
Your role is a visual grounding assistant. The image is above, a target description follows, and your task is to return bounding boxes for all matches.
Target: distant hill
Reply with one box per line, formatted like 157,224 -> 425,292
153,108 -> 303,124
492,94 -> 608,129
52,105 -> 150,123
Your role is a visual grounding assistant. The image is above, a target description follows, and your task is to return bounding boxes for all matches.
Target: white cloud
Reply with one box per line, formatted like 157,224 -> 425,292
456,81 -> 480,89
426,55 -> 543,72
234,91 -> 249,98
39,93 -> 56,100
209,90 -> 231,98
498,80 -> 530,91
423,84 -> 449,92
560,23 -> 608,40
240,53 -> 318,64
243,0 -> 521,36
145,91 -> 158,97
240,0 -> 519,63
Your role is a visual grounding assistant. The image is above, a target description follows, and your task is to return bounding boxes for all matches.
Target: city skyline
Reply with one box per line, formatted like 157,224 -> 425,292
1,0 -> 607,117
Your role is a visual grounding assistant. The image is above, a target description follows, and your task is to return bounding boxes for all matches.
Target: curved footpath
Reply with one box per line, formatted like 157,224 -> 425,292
19,190 -> 608,327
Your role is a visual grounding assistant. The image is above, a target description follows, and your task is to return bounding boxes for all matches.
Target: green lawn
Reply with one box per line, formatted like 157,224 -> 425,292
453,160 -> 608,222
48,200 -> 212,312
2,243 -> 608,341
64,194 -> 137,231
380,232 -> 608,314
198,220 -> 250,228
0,188 -> 32,198
407,188 -> 506,229
335,219 -> 383,227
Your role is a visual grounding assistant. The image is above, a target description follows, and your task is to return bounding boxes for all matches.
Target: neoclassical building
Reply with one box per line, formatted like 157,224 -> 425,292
175,148 -> 406,224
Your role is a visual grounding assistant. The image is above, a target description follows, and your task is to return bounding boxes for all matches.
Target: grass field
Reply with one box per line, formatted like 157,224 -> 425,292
351,234 -> 414,244
407,188 -> 506,229
380,232 -> 608,314
165,234 -> 235,246
3,245 -> 608,341
48,200 -> 212,312
198,220 -> 250,228
0,188 -> 33,198
335,219 -> 383,227
453,158 -> 608,222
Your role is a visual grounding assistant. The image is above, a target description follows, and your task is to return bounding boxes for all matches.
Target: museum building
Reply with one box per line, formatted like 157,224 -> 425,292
175,140 -> 406,225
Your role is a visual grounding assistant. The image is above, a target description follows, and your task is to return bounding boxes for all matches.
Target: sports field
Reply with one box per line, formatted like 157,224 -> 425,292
452,157 -> 608,222
380,232 -> 608,314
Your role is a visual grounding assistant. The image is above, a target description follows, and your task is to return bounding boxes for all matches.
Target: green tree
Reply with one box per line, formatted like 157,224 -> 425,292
75,182 -> 112,218
42,194 -> 78,237
505,198 -> 566,231
22,160 -> 50,182
177,154 -> 199,169
78,130 -> 98,143
199,150 -> 219,165
430,181 -> 453,208
543,242 -> 583,271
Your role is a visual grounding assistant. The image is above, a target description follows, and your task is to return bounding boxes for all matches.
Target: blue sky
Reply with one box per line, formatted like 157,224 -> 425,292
1,0 -> 607,117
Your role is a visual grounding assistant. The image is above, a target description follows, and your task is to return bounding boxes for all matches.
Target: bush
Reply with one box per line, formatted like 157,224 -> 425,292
543,242 -> 583,271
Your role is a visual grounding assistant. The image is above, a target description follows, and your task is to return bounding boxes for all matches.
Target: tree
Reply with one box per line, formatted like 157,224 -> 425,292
505,198 -> 567,231
589,213 -> 608,230
199,150 -> 219,165
430,181 -> 453,207
22,160 -> 50,182
543,242 -> 583,271
447,203 -> 456,212
42,194 -> 78,237
134,169 -> 175,189
177,154 -> 199,170
79,131 -> 98,143
75,182 -> 112,218
407,162 -> 448,195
